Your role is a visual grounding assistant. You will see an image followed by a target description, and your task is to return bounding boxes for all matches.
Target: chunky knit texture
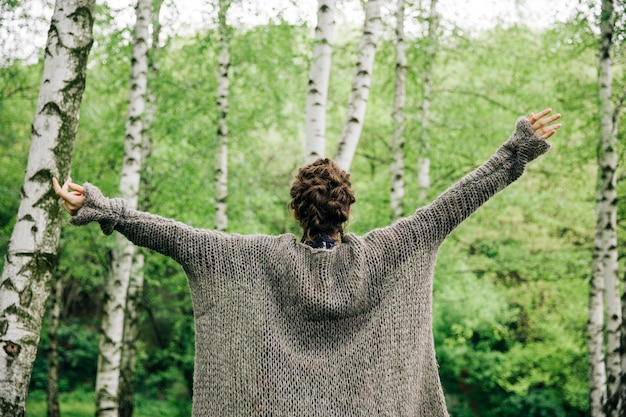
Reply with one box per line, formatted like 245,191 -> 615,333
70,118 -> 550,416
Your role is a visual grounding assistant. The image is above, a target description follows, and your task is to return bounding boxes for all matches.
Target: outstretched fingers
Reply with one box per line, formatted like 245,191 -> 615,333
528,108 -> 552,125
528,108 -> 562,140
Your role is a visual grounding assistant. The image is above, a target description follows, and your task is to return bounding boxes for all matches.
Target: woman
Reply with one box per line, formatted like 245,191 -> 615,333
54,109 -> 561,416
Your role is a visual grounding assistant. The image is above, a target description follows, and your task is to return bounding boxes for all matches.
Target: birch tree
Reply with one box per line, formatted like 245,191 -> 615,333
119,1 -> 163,415
215,0 -> 231,232
304,0 -> 335,163
333,0 -> 381,171
417,0 -> 439,203
0,0 -> 95,415
95,0 -> 150,415
588,0 -> 617,416
118,255 -> 144,417
390,0 -> 406,220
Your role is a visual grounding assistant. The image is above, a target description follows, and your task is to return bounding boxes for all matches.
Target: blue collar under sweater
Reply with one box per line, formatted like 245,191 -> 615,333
306,235 -> 336,249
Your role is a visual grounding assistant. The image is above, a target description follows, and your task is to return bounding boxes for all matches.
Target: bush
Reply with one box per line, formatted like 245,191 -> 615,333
30,322 -> 99,392
492,390 -> 567,417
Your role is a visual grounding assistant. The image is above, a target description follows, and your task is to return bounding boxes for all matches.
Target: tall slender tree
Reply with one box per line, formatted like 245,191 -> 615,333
333,0 -> 382,171
587,151 -> 607,413
304,0 -> 335,163
119,1 -> 163,415
589,0 -> 617,416
95,0 -> 150,415
417,0 -> 439,204
0,0 -> 95,415
118,254 -> 144,417
390,0 -> 406,220
215,0 -> 231,232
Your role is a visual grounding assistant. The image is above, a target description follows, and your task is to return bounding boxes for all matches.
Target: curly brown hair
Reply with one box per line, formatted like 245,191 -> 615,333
289,158 -> 356,244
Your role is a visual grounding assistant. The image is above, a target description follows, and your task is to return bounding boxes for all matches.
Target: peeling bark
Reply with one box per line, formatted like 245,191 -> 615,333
304,0 -> 335,163
96,0 -> 150,415
333,0 -> 381,171
119,1 -> 163,416
215,0 -> 231,232
390,0 -> 406,220
589,0 -> 617,416
0,1 -> 95,415
417,0 -> 439,204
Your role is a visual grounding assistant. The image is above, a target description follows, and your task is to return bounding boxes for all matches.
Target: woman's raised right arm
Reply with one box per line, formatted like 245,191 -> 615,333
53,179 -> 202,264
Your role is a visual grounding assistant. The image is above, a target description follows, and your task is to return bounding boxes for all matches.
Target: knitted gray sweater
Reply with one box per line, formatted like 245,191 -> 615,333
70,118 -> 550,416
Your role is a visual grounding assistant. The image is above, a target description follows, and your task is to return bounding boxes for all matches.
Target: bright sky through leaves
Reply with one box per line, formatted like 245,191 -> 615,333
0,0 -> 580,65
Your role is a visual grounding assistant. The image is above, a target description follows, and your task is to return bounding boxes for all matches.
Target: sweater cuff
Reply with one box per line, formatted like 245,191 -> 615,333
498,117 -> 552,163
69,183 -> 127,235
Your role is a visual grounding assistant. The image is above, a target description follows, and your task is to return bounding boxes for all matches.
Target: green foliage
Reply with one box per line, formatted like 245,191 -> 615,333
135,260 -> 195,399
420,21 -> 594,417
30,321 -> 99,392
0,9 -> 609,417
0,60 -> 41,269
493,390 -> 568,417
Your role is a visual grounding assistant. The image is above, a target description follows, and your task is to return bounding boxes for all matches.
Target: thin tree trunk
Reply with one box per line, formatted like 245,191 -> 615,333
589,1 -> 617,416
304,0 -> 335,163
619,110 -> 626,417
588,273 -> 607,417
333,0 -> 382,171
417,0 -> 439,203
119,2 -> 163,415
215,0 -> 231,232
97,238 -> 134,416
598,1 -> 621,415
390,0 -> 406,221
46,276 -> 62,417
96,0 -> 150,415
0,1 -> 95,415
138,0 -> 164,213
119,254 -> 144,417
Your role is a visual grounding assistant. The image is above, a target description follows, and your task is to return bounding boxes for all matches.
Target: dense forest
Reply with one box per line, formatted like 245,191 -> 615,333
0,0 -> 624,416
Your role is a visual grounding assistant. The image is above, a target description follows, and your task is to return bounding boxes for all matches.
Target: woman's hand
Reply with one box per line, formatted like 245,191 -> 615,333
53,177 -> 85,216
528,108 -> 562,140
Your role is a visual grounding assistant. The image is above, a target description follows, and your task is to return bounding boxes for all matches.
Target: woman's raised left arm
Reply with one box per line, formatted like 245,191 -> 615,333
406,108 -> 561,246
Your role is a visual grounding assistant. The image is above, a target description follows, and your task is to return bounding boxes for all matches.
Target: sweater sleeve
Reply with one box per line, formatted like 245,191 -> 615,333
69,183 -> 207,265
414,117 -> 551,245
365,117 -> 551,253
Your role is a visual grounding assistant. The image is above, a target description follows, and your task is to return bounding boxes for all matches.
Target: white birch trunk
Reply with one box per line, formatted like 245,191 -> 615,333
599,1 -> 621,416
588,273 -> 606,417
304,0 -> 335,163
119,3 -> 162,415
417,0 -> 439,203
0,1 -> 94,415
97,238 -> 134,417
589,1 -> 616,416
390,0 -> 406,220
95,0 -> 150,415
333,0 -> 381,171
137,0 -> 163,210
215,0 -> 230,232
